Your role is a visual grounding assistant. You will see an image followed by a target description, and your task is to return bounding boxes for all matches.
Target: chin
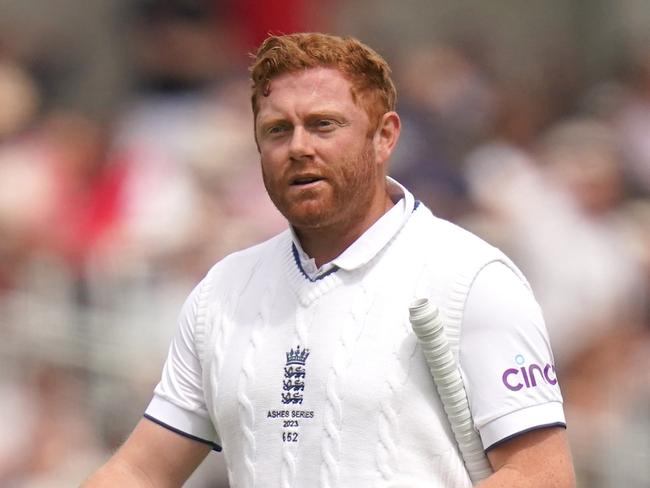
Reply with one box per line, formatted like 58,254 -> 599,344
285,207 -> 337,230
279,199 -> 328,226
287,213 -> 331,230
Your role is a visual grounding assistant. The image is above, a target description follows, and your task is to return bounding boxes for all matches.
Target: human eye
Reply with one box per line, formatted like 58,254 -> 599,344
266,123 -> 290,137
311,118 -> 338,132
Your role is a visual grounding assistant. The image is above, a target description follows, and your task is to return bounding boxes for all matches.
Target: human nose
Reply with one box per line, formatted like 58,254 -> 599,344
288,126 -> 314,160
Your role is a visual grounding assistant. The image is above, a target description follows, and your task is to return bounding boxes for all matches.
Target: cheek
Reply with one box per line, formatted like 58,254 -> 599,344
341,144 -> 376,180
259,157 -> 277,195
260,150 -> 283,177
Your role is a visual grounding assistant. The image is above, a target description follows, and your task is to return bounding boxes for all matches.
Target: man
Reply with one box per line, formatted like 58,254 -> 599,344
84,33 -> 575,487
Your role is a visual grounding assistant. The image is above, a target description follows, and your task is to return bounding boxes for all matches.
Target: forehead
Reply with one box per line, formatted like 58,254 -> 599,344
256,67 -> 362,119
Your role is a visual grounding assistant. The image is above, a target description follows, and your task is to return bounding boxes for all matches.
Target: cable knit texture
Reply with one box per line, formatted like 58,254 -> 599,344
196,203 -> 519,487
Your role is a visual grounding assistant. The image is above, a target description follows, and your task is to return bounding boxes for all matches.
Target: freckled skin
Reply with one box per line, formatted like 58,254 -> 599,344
255,67 -> 393,265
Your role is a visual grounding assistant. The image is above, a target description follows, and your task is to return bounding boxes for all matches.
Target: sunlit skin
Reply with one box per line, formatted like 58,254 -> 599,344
255,67 -> 401,266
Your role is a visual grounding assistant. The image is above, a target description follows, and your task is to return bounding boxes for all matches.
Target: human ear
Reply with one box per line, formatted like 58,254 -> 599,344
373,111 -> 401,165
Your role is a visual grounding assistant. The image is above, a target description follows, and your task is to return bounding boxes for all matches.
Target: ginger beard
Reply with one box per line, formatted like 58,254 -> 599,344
261,139 -> 380,234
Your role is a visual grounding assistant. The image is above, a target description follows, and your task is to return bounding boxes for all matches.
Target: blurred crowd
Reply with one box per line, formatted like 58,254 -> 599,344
0,1 -> 649,486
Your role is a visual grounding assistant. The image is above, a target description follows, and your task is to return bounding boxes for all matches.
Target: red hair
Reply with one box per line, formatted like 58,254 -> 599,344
250,32 -> 397,131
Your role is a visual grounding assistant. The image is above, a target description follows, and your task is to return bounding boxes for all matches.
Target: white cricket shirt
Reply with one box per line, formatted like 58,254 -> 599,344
145,178 -> 565,460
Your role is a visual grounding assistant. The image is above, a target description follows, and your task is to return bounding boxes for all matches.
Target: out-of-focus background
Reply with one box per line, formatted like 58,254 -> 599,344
0,0 -> 648,486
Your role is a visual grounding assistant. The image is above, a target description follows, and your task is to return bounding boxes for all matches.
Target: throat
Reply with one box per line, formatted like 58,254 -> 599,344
296,228 -> 351,268
294,191 -> 395,268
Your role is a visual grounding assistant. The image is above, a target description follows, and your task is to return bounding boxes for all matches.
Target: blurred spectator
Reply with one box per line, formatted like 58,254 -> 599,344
0,60 -> 42,291
536,119 -> 645,346
0,363 -> 107,488
39,113 -> 127,275
131,0 -> 240,93
391,43 -> 495,220
0,110 -> 127,288
108,80 -> 284,283
226,0 -> 333,55
463,117 -> 649,486
614,45 -> 650,195
465,118 -> 645,361
0,60 -> 39,140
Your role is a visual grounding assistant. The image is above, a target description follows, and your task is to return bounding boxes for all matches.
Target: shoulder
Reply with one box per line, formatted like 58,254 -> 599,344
202,229 -> 291,290
409,203 -> 505,265
405,204 -> 530,327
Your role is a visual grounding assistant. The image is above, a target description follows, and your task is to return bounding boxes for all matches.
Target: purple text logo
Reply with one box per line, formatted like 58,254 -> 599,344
502,354 -> 557,391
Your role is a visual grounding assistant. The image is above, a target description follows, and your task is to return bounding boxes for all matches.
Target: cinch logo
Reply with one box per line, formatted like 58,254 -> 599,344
502,354 -> 557,391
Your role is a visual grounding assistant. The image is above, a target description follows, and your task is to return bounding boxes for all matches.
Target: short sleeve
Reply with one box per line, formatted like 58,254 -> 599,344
144,279 -> 221,450
459,261 -> 566,451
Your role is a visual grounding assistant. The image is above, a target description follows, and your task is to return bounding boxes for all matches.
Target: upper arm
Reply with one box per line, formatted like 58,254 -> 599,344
83,417 -> 212,487
459,261 -> 565,450
155,282 -> 210,415
460,262 -> 574,486
481,426 -> 575,487
146,278 -> 220,447
84,278 -> 218,487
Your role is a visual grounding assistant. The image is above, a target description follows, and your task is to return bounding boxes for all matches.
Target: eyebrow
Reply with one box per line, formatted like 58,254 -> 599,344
305,111 -> 347,122
258,110 -> 347,127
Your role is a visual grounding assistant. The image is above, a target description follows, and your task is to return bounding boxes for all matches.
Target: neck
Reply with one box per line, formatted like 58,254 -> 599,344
295,190 -> 395,268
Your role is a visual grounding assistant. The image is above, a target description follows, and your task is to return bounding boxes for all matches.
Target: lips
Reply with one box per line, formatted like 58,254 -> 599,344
290,174 -> 325,186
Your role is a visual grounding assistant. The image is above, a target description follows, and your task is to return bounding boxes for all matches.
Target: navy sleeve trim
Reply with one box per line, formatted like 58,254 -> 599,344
484,422 -> 567,453
143,413 -> 222,452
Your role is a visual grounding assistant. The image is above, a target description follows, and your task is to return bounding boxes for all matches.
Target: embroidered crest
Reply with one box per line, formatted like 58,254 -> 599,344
282,345 -> 310,404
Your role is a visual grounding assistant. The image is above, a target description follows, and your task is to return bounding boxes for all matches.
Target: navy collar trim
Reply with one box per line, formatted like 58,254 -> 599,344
290,198 -> 421,282
291,243 -> 340,282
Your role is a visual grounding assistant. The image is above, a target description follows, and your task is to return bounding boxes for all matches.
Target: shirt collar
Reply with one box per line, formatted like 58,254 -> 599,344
290,177 -> 415,279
